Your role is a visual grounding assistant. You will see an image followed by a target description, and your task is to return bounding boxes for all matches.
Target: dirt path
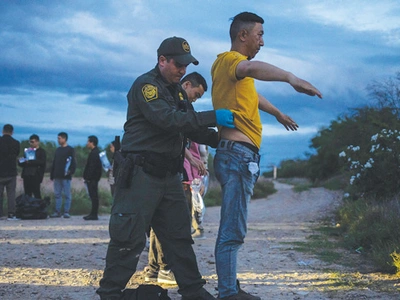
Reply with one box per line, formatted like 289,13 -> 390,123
0,181 -> 398,299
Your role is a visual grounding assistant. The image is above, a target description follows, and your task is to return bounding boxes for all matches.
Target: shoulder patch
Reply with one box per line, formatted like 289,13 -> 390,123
142,84 -> 158,102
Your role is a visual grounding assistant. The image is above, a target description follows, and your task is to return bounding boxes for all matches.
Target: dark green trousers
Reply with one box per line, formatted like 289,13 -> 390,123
97,165 -> 205,299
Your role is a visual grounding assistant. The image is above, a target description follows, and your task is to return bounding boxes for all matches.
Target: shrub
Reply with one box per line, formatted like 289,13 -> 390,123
307,107 -> 399,182
252,179 -> 276,199
337,197 -> 400,273
277,159 -> 310,178
390,251 -> 400,275
318,174 -> 348,191
204,184 -> 222,207
339,129 -> 400,200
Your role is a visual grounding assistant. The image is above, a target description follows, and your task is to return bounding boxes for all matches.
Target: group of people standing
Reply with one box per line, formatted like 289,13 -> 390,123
0,127 -> 107,221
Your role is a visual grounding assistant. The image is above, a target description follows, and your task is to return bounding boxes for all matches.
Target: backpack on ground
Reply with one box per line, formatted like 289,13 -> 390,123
121,284 -> 171,300
15,194 -> 50,220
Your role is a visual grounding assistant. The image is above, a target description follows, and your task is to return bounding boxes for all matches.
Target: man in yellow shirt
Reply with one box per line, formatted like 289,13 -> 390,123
211,12 -> 322,300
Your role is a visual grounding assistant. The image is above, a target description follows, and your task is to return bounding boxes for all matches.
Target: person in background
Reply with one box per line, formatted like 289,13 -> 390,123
211,12 -> 323,299
183,140 -> 207,239
50,132 -> 76,219
182,73 -> 209,239
97,36 -> 232,300
0,124 -> 20,220
107,141 -> 116,196
83,135 -> 102,221
18,134 -> 46,199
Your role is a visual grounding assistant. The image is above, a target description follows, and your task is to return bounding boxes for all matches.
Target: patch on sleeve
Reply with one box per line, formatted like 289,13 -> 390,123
142,84 -> 158,102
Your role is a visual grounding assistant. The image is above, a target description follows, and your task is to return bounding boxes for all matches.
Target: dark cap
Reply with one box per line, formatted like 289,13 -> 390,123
157,36 -> 199,66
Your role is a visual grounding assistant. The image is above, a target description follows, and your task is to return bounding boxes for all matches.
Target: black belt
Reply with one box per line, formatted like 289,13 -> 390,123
236,141 -> 259,154
219,140 -> 259,154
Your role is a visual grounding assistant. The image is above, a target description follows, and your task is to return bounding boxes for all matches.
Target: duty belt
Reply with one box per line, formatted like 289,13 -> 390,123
119,152 -> 181,186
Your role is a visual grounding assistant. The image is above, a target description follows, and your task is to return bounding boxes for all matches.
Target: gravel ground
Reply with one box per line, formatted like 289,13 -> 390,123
0,180 -> 398,299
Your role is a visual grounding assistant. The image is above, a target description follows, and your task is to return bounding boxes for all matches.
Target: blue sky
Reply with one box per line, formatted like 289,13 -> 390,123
1,1 -> 400,171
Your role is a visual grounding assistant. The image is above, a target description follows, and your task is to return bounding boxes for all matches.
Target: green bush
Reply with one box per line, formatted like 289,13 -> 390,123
307,107 -> 399,182
204,184 -> 222,207
339,129 -> 400,200
276,159 -> 310,178
252,179 -> 276,199
292,183 -> 312,193
337,197 -> 400,273
318,174 -> 348,191
390,252 -> 400,275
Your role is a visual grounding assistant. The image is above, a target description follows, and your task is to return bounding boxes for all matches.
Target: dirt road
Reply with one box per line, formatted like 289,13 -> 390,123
0,181 -> 398,299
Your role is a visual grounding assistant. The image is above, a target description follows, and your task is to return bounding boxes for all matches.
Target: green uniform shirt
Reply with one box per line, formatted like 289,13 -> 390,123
121,66 -> 218,158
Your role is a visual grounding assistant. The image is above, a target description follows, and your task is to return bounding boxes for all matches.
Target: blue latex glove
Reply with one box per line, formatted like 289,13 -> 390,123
215,109 -> 235,128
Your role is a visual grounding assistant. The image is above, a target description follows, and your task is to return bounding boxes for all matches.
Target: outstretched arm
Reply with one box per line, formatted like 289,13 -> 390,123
236,60 -> 323,99
258,94 -> 299,131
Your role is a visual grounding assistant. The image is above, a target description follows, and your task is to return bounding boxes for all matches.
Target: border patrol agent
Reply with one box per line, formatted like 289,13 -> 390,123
97,37 -> 235,300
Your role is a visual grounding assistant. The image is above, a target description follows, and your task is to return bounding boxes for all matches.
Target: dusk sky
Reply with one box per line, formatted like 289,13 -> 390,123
1,1 -> 400,171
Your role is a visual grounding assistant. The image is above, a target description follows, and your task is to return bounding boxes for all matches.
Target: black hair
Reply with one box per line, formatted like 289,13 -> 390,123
88,135 -> 98,146
229,12 -> 264,42
58,132 -> 68,141
3,124 -> 13,133
29,134 -> 40,141
181,72 -> 208,92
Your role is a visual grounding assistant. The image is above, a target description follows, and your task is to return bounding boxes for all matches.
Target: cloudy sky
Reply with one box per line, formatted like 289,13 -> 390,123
1,1 -> 400,171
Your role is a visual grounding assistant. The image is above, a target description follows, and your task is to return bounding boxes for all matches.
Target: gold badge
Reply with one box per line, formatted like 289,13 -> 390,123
142,84 -> 158,102
178,92 -> 184,101
182,41 -> 190,53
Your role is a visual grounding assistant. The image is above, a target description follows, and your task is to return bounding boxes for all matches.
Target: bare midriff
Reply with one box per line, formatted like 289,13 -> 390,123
220,127 -> 257,147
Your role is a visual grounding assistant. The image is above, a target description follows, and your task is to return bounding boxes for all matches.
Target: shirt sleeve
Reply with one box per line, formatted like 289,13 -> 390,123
226,52 -> 247,82
132,81 -> 217,132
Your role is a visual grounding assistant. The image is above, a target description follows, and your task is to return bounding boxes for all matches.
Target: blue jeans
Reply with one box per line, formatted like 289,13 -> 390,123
53,179 -> 72,213
214,140 -> 260,298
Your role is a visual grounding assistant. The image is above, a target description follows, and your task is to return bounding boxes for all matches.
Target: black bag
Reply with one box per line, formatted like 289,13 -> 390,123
121,284 -> 171,300
15,194 -> 50,220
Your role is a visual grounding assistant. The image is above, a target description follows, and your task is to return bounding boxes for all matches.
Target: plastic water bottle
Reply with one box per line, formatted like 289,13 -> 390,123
64,156 -> 72,176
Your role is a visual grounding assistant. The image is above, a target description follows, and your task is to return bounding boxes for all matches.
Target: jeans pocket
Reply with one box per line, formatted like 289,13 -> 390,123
239,160 -> 260,197
109,213 -> 136,243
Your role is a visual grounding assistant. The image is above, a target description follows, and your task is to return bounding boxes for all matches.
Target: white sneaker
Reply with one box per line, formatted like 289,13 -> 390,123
157,269 -> 177,285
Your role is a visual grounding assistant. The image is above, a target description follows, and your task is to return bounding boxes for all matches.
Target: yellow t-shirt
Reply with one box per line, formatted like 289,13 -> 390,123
211,51 -> 262,148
